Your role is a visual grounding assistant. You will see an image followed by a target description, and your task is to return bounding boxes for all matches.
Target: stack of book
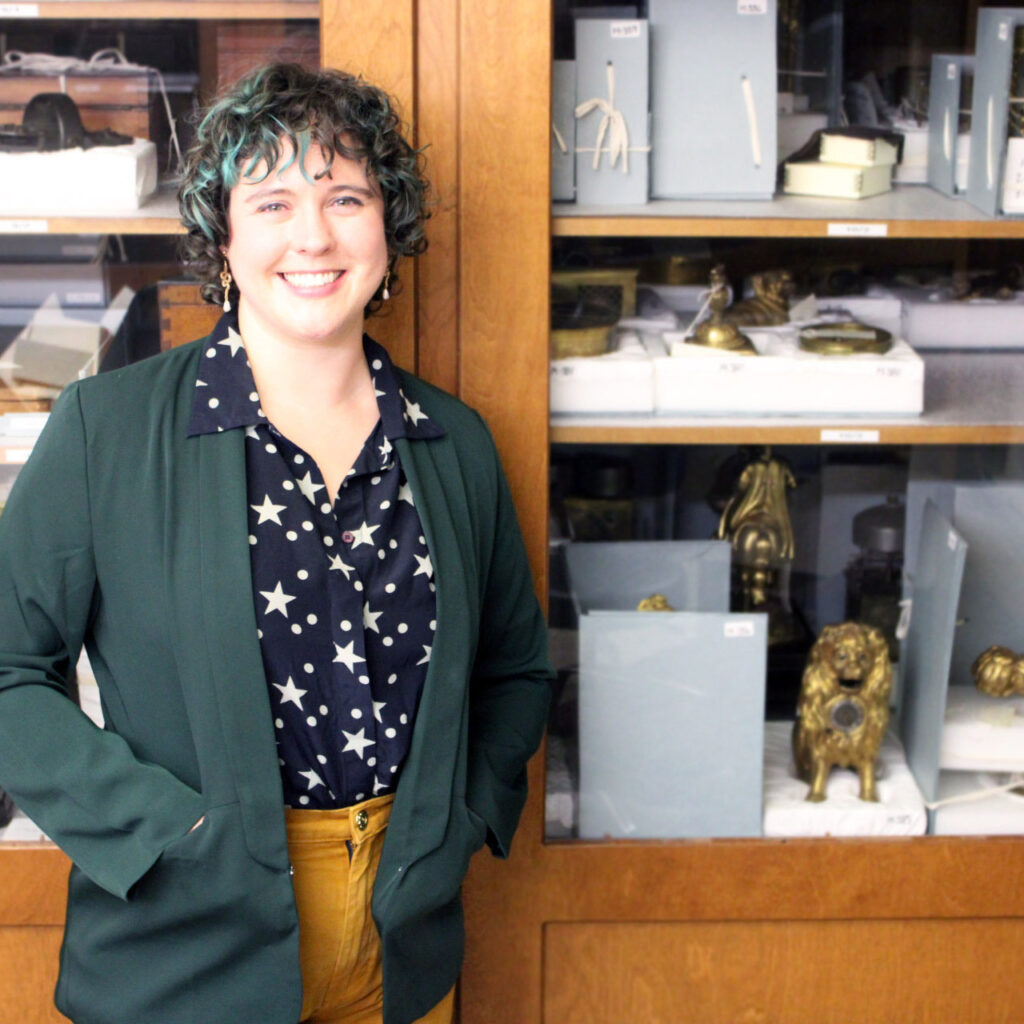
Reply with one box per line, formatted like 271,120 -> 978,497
783,132 -> 899,199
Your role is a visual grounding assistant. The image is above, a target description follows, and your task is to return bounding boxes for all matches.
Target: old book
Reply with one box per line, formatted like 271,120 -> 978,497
783,159 -> 894,199
820,132 -> 899,167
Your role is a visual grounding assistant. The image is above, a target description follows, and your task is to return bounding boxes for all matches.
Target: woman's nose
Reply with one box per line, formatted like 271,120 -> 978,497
291,203 -> 333,254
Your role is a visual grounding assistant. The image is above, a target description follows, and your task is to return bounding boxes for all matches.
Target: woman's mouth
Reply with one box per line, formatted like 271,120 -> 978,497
280,270 -> 343,288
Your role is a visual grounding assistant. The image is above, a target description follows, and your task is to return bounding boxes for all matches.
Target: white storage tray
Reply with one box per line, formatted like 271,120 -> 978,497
940,685 -> 1024,772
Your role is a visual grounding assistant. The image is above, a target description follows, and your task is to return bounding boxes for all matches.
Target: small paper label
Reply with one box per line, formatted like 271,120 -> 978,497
738,0 -> 768,13
827,222 -> 888,238
0,3 -> 39,15
820,429 -> 880,443
609,21 -> 641,38
1000,20 -> 1011,41
948,529 -> 958,551
67,291 -> 102,305
895,599 -> 912,640
2,448 -> 31,465
724,620 -> 756,638
947,62 -> 958,80
0,219 -> 48,233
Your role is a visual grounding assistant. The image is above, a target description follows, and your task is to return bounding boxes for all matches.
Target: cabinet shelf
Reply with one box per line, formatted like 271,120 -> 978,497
553,186 -> 1024,239
551,351 -> 1024,445
0,186 -> 183,235
1,1 -> 318,19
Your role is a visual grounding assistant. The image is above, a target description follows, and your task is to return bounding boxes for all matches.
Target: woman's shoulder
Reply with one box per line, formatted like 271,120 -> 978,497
394,368 -> 491,439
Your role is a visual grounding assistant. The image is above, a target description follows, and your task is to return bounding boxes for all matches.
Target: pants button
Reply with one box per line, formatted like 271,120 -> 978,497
355,809 -> 369,831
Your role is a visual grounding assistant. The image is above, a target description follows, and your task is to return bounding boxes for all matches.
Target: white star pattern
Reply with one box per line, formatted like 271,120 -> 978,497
260,581 -> 296,617
333,640 -> 366,672
274,676 -> 307,709
197,323 -> 437,811
251,494 -> 287,525
349,520 -> 380,548
342,728 -> 375,760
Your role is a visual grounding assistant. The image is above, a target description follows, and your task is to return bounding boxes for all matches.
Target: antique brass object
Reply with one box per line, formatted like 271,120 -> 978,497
798,321 -> 893,355
722,268 -> 795,327
792,622 -> 893,803
972,645 -> 1024,697
637,593 -> 675,612
690,265 -> 757,355
716,448 -> 797,645
550,323 -> 614,359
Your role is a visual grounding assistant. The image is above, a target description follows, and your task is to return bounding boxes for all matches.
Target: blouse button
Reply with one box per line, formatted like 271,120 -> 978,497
342,530 -> 355,543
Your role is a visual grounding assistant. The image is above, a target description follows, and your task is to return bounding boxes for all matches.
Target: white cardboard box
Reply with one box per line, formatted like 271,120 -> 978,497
653,327 -> 924,416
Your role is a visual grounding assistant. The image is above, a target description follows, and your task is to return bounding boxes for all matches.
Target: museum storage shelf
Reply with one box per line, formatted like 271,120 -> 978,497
11,1 -> 318,17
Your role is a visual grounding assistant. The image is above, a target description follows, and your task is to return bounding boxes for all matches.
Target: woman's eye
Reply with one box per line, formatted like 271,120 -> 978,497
332,195 -> 363,207
257,201 -> 286,213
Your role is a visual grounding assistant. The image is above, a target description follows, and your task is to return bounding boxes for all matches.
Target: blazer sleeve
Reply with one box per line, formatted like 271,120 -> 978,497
465,420 -> 554,857
0,383 -> 205,900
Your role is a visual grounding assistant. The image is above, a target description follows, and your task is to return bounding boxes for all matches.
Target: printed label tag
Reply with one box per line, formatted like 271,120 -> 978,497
827,222 -> 888,238
895,599 -> 912,640
724,620 -> 756,638
610,21 -> 641,38
0,219 -> 48,233
1000,20 -> 1011,41
738,0 -> 768,13
820,429 -> 880,443
948,529 -> 958,551
2,448 -> 31,465
0,4 -> 39,15
947,62 -> 958,80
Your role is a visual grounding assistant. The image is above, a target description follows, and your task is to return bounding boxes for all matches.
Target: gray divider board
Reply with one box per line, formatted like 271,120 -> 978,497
899,500 -> 968,807
966,9 -> 1024,215
648,0 -> 777,199
578,610 -> 767,838
565,539 -> 731,615
552,60 -> 577,201
927,54 -> 973,197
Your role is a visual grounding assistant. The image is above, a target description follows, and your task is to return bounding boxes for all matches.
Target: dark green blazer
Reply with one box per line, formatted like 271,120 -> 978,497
0,339 -> 552,1024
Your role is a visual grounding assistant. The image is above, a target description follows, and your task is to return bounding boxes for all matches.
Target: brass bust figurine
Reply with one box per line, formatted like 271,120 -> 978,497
690,265 -> 757,354
972,645 -> 1024,697
792,622 -> 893,802
722,268 -> 795,327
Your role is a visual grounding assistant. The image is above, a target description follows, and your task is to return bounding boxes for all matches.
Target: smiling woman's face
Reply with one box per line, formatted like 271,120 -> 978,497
223,144 -> 388,352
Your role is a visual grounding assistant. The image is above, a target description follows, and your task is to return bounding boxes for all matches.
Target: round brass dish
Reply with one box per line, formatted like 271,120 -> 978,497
798,321 -> 893,355
551,323 -> 614,359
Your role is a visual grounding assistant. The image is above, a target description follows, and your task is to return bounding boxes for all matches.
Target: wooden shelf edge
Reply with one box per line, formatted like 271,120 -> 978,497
22,1 -> 318,19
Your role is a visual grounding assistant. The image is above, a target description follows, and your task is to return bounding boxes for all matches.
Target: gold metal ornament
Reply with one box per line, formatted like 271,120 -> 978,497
722,268 -> 795,327
637,594 -> 675,612
690,264 -> 757,354
972,645 -> 1024,697
219,260 -> 233,313
792,622 -> 893,803
798,321 -> 893,355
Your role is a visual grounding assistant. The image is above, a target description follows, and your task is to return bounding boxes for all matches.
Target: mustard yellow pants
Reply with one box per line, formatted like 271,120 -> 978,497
285,794 -> 455,1024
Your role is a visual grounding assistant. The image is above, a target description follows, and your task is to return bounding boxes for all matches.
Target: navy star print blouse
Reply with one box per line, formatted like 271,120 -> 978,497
187,312 -> 444,809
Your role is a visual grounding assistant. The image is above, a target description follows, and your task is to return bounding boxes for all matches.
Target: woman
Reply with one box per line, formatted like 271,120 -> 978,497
0,63 -> 552,1024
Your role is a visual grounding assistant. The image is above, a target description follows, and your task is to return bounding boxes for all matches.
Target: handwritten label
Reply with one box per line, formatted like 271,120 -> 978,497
0,3 -> 39,15
724,621 -> 756,638
610,21 -> 641,38
820,429 -> 880,443
0,219 -> 47,233
827,222 -> 888,238
738,0 -> 768,13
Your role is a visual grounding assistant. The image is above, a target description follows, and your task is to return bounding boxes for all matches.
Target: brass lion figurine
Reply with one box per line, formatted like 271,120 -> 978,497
972,645 -> 1024,697
792,622 -> 893,803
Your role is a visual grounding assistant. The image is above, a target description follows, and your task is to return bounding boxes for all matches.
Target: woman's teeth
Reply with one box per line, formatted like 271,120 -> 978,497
281,271 -> 342,287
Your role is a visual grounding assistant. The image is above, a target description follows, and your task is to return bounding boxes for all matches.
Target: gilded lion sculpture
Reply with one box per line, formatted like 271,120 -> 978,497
792,622 -> 893,803
972,645 -> 1024,697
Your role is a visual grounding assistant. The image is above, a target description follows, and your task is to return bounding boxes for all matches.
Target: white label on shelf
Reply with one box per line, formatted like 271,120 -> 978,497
2,448 -> 31,465
948,529 -> 958,551
724,620 -> 756,638
947,62 -> 958,80
827,222 -> 888,238
1000,20 -> 1011,42
820,429 -> 880,443
0,219 -> 48,233
896,599 -> 912,640
738,0 -> 767,13
610,21 -> 641,38
0,3 -> 39,15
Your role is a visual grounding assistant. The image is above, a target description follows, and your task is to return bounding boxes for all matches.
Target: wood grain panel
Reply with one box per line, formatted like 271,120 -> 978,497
320,0 -> 417,371
414,0 -> 459,393
0,848 -> 69,925
544,919 -> 1024,1024
0,928 -> 69,1023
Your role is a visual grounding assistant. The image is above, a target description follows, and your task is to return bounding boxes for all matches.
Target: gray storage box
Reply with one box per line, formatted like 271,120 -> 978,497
648,0 -> 777,199
573,18 -> 650,205
566,541 -> 768,839
927,54 -> 973,198
552,60 -> 576,202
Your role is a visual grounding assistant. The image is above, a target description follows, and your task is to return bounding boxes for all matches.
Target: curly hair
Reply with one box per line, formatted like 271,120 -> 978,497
178,62 -> 430,312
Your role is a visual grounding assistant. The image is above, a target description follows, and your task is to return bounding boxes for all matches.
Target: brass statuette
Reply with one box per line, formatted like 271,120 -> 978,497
637,594 -> 675,612
792,622 -> 893,803
798,321 -> 893,355
722,268 -> 795,327
972,646 -> 1024,697
690,265 -> 757,355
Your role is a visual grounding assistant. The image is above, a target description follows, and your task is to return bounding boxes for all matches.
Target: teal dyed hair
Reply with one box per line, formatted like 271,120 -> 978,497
178,62 -> 430,310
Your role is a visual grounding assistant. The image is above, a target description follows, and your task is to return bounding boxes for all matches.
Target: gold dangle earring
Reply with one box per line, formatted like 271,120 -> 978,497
220,259 -> 233,313
382,269 -> 391,302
